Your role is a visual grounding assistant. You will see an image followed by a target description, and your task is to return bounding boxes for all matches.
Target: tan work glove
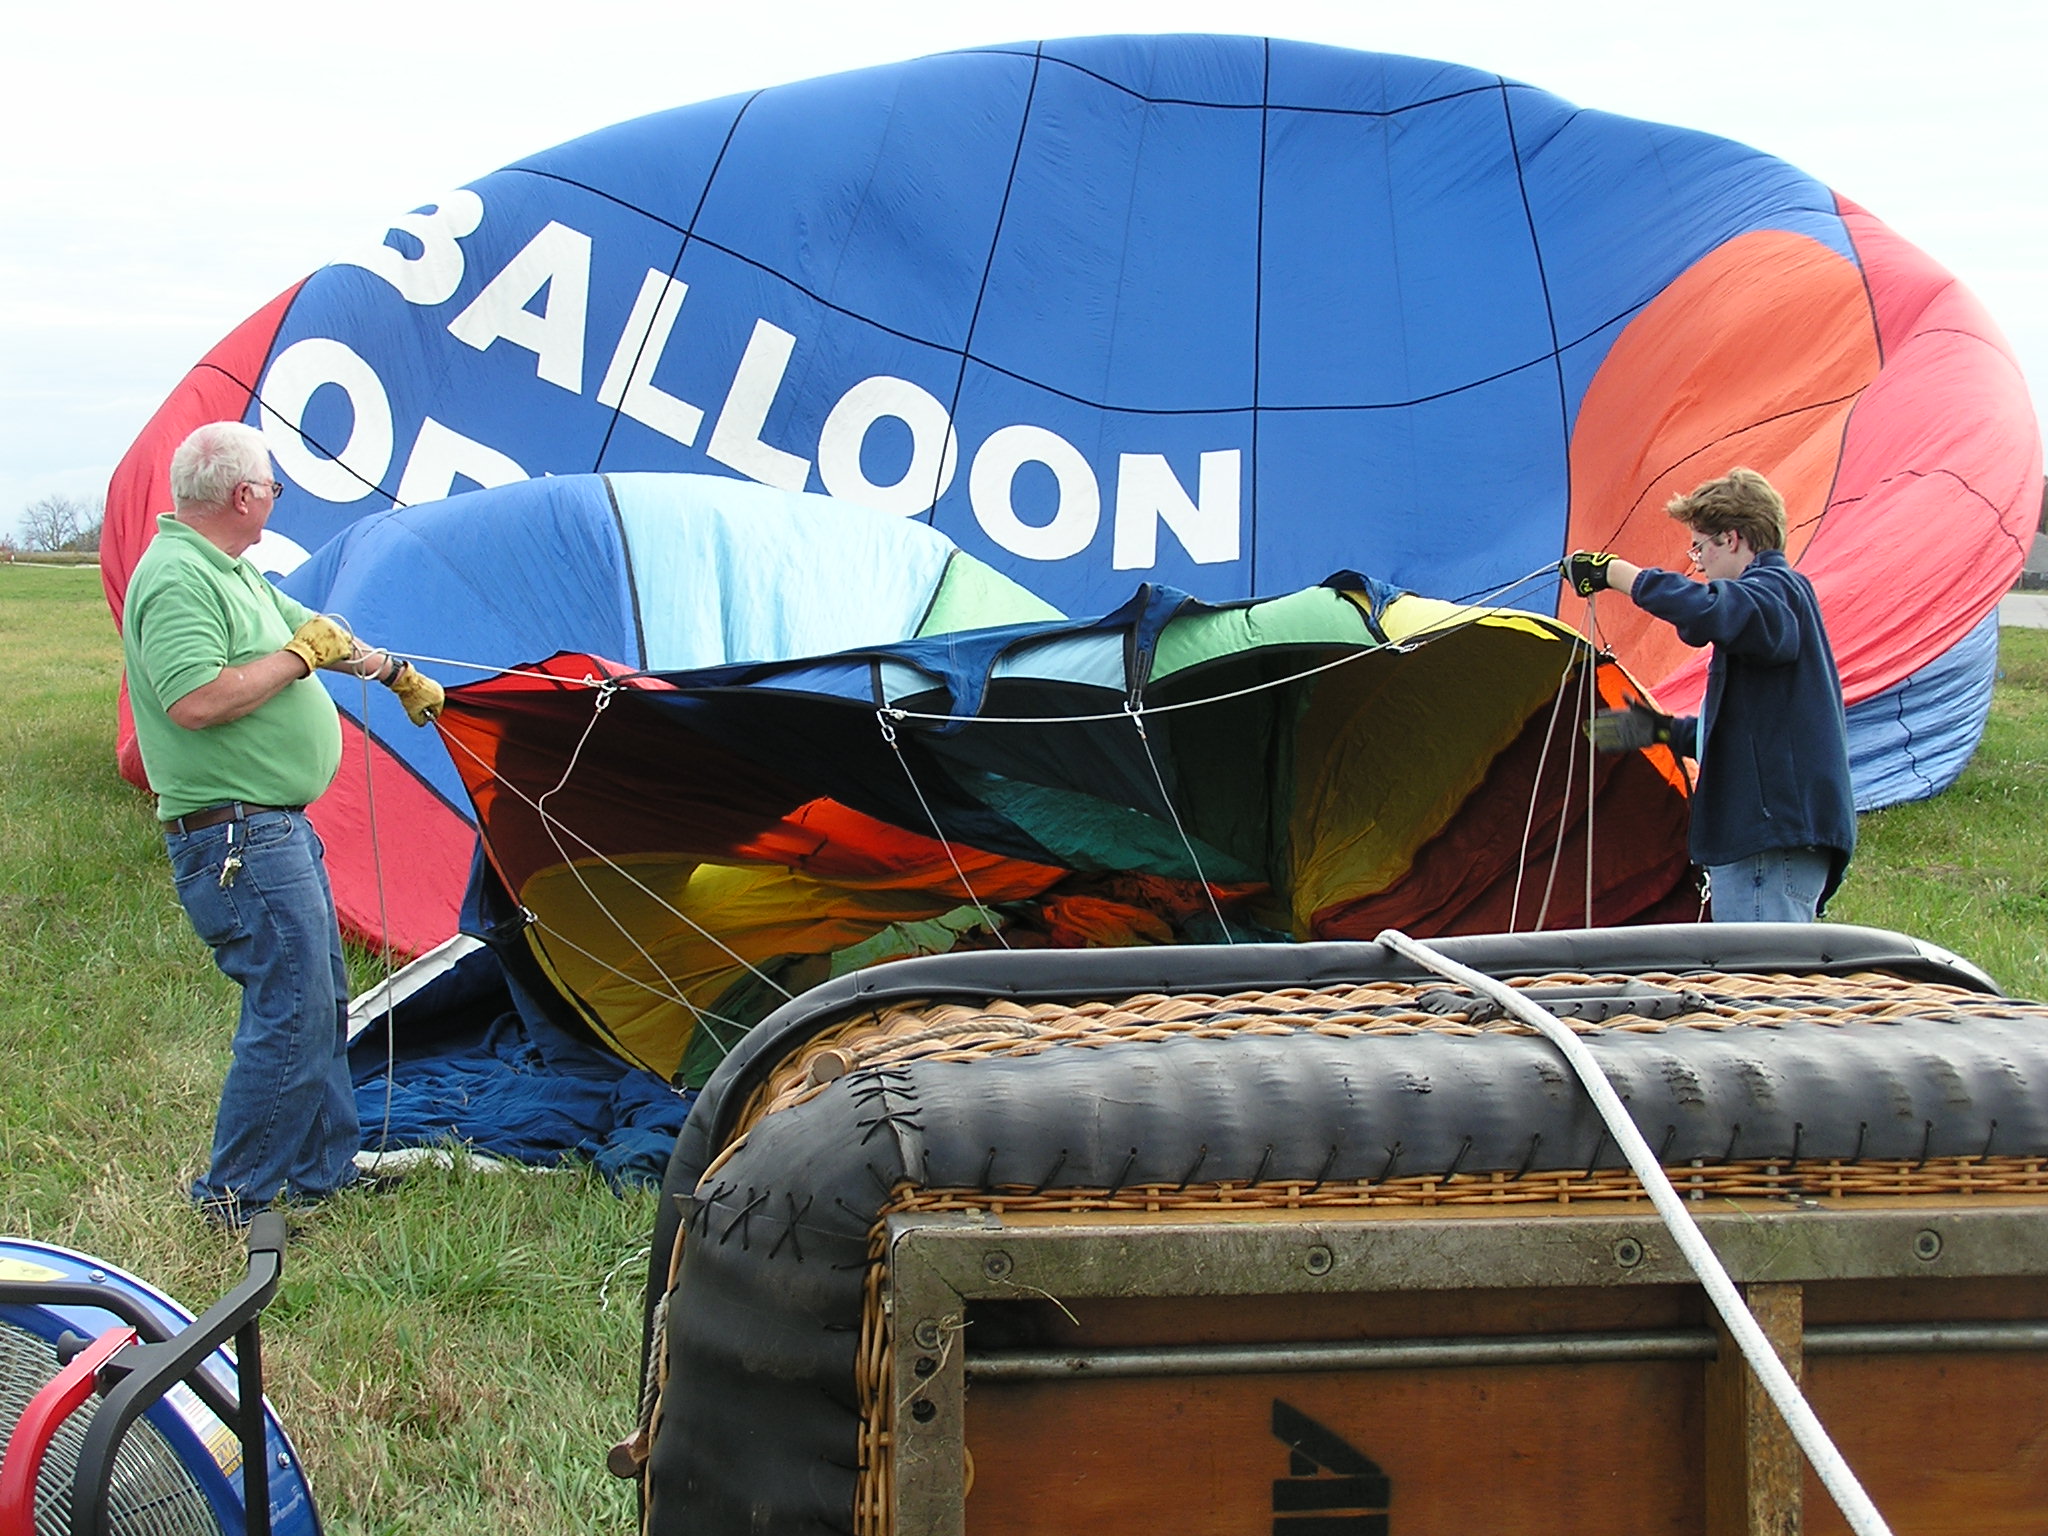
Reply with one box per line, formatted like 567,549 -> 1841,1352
387,661 -> 445,726
283,615 -> 355,675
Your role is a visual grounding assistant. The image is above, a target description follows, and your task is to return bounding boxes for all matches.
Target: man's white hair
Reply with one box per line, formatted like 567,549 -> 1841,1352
168,422 -> 273,511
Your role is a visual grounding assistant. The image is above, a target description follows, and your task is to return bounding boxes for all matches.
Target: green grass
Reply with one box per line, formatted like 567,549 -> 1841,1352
3,566 -> 2045,1531
1829,627 -> 2048,997
0,566 -> 654,1534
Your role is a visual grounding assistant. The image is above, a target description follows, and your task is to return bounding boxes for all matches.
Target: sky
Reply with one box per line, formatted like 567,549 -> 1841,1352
3,0 -> 2041,543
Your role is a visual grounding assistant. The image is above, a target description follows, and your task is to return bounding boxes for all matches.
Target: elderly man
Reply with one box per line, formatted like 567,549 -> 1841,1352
1566,467 -> 1856,922
123,420 -> 444,1226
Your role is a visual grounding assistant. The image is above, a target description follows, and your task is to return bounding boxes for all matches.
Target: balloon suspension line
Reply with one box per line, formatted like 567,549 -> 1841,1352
1125,700 -> 1235,944
349,661 -> 403,1168
332,647 -> 770,1036
528,685 -> 727,1038
1376,929 -> 1896,1536
1508,642 -> 1582,935
381,557 -> 1573,734
1581,622 -> 1599,929
1456,557 -> 1603,613
387,650 -> 623,687
1527,645 -> 1594,934
517,687 -> 785,1038
437,694 -> 787,1047
323,609 -> 413,1169
878,560 -> 1569,730
876,710 -> 1012,950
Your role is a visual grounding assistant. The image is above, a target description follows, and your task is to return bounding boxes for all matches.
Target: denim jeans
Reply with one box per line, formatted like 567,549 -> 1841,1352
1706,845 -> 1832,923
167,809 -> 359,1210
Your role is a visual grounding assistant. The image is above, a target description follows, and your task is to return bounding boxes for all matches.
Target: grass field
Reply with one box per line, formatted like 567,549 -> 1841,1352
2,564 -> 2044,1532
0,567 -> 654,1535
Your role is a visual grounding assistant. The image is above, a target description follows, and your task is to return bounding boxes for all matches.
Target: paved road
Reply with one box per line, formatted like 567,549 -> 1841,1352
2000,593 -> 2048,629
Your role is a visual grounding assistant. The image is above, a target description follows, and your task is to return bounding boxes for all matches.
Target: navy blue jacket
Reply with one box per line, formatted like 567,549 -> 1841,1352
1631,551 -> 1856,908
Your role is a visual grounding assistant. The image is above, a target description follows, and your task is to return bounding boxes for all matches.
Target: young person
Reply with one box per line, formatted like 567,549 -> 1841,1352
1566,468 -> 1855,921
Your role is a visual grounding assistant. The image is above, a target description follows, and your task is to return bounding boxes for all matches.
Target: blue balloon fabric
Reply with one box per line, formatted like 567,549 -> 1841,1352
257,38 -> 1851,615
349,941 -> 697,1188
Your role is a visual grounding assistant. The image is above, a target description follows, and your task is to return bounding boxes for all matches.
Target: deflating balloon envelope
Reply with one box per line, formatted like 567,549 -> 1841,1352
431,534 -> 1695,1082
99,36 -> 2040,958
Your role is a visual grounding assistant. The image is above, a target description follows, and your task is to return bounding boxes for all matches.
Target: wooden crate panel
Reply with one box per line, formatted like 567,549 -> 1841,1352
967,1362 -> 1705,1536
1803,1353 -> 2048,1535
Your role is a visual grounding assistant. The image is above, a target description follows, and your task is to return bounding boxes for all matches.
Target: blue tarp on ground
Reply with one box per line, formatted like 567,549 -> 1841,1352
348,944 -> 694,1188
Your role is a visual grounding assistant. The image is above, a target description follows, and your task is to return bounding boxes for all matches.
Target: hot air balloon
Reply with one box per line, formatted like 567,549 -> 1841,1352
284,470 -> 1691,1086
102,35 -> 2040,959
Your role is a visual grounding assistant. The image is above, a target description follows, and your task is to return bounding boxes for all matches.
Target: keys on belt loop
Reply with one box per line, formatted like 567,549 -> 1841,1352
219,812 -> 244,889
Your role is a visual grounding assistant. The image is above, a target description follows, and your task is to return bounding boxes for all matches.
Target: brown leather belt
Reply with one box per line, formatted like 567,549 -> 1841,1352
165,802 -> 301,836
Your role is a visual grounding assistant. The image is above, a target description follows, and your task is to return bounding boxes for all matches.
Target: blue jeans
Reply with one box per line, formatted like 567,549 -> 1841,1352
168,810 -> 359,1210
1706,846 -> 1832,923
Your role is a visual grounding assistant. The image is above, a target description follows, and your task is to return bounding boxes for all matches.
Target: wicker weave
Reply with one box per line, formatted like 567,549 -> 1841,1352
786,969 -> 2047,1536
652,968 -> 2048,1535
726,969 -> 2023,1161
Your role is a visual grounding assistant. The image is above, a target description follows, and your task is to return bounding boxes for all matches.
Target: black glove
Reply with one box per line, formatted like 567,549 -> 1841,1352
1586,701 -> 1676,753
1564,550 -> 1615,597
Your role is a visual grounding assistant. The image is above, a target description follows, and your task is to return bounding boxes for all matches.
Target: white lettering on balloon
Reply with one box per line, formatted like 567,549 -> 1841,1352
336,191 -> 484,305
817,375 -> 959,516
1113,451 -> 1241,569
446,221 -> 592,393
260,338 -> 395,505
395,417 -> 530,506
596,269 -> 703,446
705,320 -> 811,492
970,424 -> 1100,561
309,191 -> 1249,567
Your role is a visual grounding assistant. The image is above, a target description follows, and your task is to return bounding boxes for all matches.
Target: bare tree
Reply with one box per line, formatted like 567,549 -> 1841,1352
18,493 -> 102,552
66,497 -> 104,554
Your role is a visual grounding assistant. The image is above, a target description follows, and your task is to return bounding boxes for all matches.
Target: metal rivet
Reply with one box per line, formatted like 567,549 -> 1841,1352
913,1355 -> 937,1378
912,1320 -> 943,1351
982,1250 -> 1013,1281
1912,1229 -> 1942,1262
1304,1245 -> 1334,1276
910,1398 -> 937,1423
1614,1237 -> 1645,1269
276,1452 -> 290,1469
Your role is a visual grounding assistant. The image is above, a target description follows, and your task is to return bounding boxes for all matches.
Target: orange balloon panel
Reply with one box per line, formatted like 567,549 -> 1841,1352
1560,231 -> 1880,699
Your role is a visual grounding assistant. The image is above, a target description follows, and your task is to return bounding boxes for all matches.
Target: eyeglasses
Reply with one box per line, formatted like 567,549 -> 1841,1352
241,479 -> 284,500
1688,532 -> 1726,560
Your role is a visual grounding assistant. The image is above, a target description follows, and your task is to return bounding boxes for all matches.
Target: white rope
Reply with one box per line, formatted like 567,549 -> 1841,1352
1509,639 -> 1587,933
370,561 -> 1574,732
1374,928 -> 1895,1536
1125,702 -> 1234,943
519,911 -> 749,1053
1531,653 -> 1588,934
359,670 -> 402,1164
1582,644 -> 1598,928
877,562 -> 1572,729
322,609 -> 404,1169
880,643 -> 1394,727
1457,559 -> 1581,613
372,559 -> 1602,1034
323,614 -> 759,1073
519,685 -> 730,1032
369,649 -> 610,686
875,710 -> 1012,949
1580,590 -> 1621,928
438,714 -> 796,1005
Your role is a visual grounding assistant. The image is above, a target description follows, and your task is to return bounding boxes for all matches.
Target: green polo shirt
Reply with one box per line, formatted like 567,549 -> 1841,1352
123,515 -> 343,821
